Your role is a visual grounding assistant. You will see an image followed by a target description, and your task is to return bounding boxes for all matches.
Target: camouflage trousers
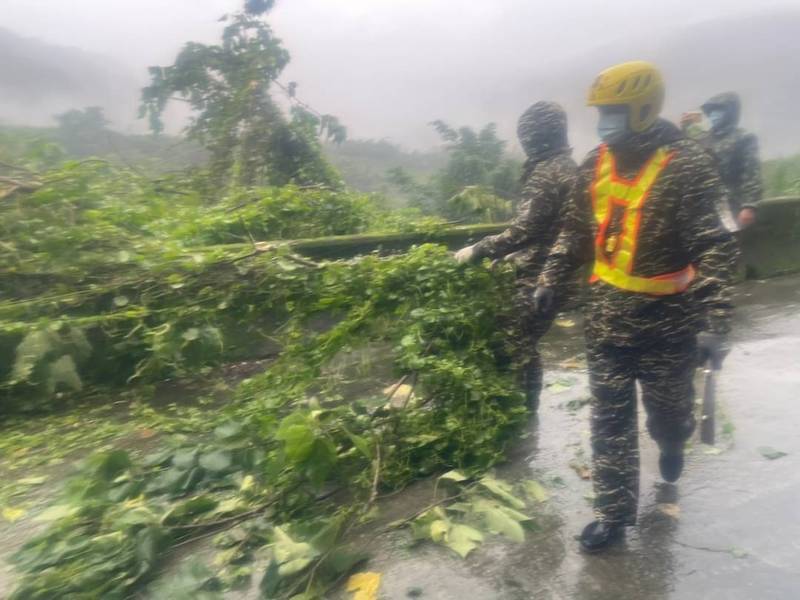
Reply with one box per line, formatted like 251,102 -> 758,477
587,336 -> 697,524
507,278 -> 562,411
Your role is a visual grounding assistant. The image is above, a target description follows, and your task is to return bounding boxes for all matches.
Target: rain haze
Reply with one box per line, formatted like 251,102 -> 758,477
2,0 -> 800,156
4,3 -> 800,599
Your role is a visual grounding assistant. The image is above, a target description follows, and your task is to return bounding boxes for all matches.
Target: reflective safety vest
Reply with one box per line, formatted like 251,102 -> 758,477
590,144 -> 695,295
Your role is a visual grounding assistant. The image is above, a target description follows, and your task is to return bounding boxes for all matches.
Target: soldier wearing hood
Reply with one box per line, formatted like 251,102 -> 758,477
535,62 -> 739,552
454,101 -> 577,411
701,92 -> 763,229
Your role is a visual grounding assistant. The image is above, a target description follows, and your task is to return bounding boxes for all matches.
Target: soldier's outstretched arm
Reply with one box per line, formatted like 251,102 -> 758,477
472,166 -> 562,261
677,152 -> 741,335
738,134 -> 763,209
537,163 -> 594,290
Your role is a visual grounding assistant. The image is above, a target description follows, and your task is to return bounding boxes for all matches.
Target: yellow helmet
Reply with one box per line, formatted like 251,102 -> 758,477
587,61 -> 665,132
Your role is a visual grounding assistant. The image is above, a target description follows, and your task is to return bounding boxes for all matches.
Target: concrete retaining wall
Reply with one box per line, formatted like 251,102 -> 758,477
739,197 -> 800,278
285,196 -> 800,280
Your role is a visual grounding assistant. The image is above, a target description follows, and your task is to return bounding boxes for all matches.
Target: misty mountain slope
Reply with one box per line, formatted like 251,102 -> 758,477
0,28 -> 141,129
1,9 -> 798,159
510,11 -> 800,157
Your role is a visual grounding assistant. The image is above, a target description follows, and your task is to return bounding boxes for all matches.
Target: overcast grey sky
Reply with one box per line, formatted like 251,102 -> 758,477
3,0 -> 799,152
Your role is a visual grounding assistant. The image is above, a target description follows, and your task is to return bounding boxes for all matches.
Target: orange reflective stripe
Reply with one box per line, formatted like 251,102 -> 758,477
590,145 -> 693,296
592,262 -> 696,295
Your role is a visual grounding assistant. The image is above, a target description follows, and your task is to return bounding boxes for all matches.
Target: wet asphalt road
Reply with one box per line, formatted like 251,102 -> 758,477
337,275 -> 800,600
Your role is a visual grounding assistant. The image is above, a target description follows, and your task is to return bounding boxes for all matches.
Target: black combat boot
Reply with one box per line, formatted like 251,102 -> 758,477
659,441 -> 684,483
579,520 -> 626,553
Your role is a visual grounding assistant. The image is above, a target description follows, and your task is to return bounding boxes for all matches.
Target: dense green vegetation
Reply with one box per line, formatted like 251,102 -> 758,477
5,234 -> 530,597
324,139 -> 447,200
0,157 -> 436,411
388,121 -> 522,222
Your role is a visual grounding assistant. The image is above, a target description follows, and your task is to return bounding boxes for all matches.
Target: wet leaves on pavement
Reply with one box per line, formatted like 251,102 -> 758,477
569,460 -> 591,480
522,480 -> 549,503
656,503 -> 681,519
346,571 -> 382,600
758,446 -> 788,460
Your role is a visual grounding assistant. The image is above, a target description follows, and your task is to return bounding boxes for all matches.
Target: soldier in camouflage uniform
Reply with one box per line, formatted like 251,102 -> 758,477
700,92 -> 763,229
455,101 -> 577,411
534,62 -> 739,552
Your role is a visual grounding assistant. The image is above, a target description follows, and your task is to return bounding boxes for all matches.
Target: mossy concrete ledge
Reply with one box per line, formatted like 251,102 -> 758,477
284,196 -> 800,280
739,197 -> 800,278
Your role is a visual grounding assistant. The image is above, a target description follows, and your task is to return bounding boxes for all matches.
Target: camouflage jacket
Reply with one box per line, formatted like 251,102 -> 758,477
472,149 -> 577,278
701,129 -> 762,214
699,92 -> 763,214
539,120 -> 740,345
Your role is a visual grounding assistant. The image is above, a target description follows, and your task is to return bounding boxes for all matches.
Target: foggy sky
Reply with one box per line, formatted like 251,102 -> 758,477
3,0 -> 799,154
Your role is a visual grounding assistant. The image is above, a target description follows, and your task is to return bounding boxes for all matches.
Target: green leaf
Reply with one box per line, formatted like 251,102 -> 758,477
317,546 -> 367,579
342,426 -> 372,460
446,524 -> 484,558
199,450 -> 233,473
34,504 -> 79,522
147,466 -> 188,494
429,519 -> 449,543
210,497 -> 246,518
17,476 -> 47,486
478,505 -> 525,542
439,470 -> 467,483
48,355 -> 82,392
260,559 -> 282,597
309,517 -> 344,553
410,509 -> 440,541
275,415 -> 315,463
93,450 -> 132,481
11,329 -> 51,384
162,495 -> 219,526
2,507 -> 27,523
479,476 -> 526,510
113,506 -> 159,528
143,449 -> 174,468
135,525 -> 165,575
272,527 -> 319,577
149,559 -> 217,600
172,448 -> 199,469
758,446 -> 788,460
182,328 -> 200,342
522,480 -> 548,503
214,421 -> 244,440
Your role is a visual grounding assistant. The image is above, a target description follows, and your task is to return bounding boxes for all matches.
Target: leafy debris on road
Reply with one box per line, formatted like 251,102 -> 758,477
758,446 -> 788,460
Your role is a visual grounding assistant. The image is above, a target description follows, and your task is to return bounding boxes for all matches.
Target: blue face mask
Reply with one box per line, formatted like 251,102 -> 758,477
707,109 -> 727,130
597,111 -> 629,144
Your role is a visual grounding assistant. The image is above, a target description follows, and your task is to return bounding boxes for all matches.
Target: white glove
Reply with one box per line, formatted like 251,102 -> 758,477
454,244 -> 477,264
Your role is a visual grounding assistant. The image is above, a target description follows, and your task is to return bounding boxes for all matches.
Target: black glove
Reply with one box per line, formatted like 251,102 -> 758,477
697,332 -> 730,370
533,286 -> 555,315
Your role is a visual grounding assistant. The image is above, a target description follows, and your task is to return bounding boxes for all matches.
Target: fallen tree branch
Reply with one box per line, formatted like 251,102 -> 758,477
368,440 -> 382,507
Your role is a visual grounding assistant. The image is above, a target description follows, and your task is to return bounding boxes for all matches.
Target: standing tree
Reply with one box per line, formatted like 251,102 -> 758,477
139,1 -> 345,192
388,121 -> 520,221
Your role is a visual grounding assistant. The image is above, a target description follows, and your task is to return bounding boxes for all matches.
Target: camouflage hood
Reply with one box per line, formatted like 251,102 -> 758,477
517,101 -> 570,163
702,92 -> 741,134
